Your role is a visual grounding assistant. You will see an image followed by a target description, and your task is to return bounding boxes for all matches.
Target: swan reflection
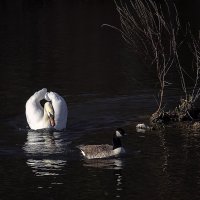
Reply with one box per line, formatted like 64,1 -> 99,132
27,159 -> 66,176
23,130 -> 69,176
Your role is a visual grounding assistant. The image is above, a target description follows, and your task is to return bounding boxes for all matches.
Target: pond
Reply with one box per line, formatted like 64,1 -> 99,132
1,1 -> 200,200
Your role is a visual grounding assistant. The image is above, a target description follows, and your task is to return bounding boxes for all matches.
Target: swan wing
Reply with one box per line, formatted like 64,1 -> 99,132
25,88 -> 47,129
45,91 -> 68,130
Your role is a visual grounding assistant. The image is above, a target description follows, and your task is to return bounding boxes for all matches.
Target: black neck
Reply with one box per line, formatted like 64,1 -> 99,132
112,135 -> 122,150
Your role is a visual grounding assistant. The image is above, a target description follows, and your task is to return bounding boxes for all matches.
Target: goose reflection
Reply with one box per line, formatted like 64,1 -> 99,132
23,130 -> 69,176
82,158 -> 124,198
82,158 -> 123,170
114,170 -> 123,198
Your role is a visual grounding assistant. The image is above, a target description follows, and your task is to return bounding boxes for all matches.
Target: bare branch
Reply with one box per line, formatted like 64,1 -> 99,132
105,0 -> 200,117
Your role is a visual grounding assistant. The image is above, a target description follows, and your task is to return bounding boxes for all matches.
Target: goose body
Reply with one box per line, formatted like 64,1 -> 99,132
78,128 -> 126,159
25,88 -> 68,130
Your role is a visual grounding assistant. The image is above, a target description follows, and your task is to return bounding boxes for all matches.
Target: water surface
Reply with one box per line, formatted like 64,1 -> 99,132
1,1 -> 200,200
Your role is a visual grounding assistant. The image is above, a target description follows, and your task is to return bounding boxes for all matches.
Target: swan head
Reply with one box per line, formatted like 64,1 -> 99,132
44,102 -> 55,127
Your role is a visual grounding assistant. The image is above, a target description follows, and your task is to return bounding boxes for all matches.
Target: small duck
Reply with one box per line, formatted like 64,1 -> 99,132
77,128 -> 126,159
136,123 -> 151,133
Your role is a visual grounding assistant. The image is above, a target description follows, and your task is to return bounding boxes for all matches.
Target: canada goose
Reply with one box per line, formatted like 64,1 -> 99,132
77,128 -> 126,159
25,88 -> 68,130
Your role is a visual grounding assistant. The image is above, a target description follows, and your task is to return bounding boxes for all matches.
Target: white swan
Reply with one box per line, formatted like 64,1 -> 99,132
25,88 -> 68,130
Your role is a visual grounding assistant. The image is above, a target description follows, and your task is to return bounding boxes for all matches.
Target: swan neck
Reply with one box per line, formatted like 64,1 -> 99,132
43,108 -> 49,121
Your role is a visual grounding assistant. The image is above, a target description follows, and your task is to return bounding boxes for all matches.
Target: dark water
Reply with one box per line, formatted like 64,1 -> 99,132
1,1 -> 200,200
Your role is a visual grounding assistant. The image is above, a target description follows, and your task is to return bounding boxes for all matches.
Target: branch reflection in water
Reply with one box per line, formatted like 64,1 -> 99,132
23,130 -> 70,177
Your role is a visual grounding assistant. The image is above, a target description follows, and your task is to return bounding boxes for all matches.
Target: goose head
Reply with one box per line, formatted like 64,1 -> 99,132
115,128 -> 126,138
113,128 -> 126,150
44,102 -> 55,127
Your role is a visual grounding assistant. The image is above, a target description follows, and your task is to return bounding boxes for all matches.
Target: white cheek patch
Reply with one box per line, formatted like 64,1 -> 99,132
116,131 -> 122,137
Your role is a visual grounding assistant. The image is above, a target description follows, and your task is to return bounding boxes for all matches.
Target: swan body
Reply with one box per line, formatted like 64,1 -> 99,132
25,88 -> 68,130
78,128 -> 126,159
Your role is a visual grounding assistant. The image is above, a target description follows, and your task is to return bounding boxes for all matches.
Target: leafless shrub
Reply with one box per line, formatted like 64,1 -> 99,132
103,0 -> 200,123
189,32 -> 200,104
103,0 -> 181,114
